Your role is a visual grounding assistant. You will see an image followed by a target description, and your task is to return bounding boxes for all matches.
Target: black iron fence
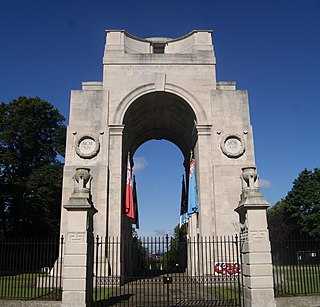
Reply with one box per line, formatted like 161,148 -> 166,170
271,236 -> 320,296
94,235 -> 241,306
2,234 -> 319,303
0,236 -> 64,301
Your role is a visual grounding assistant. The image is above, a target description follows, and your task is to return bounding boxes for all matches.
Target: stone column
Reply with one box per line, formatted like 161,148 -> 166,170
62,168 -> 97,307
195,124 -> 214,237
107,125 -> 124,239
235,167 -> 276,307
106,125 -> 124,280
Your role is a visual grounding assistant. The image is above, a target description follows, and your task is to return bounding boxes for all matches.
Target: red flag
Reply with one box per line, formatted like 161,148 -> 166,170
125,153 -> 135,219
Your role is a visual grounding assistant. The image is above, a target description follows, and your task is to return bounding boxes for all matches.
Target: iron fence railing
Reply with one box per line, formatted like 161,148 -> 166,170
271,236 -> 320,297
0,236 -> 64,301
94,235 -> 241,306
3,234 -> 318,303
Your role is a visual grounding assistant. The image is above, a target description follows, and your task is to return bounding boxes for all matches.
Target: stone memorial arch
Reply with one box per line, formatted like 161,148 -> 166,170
60,30 -> 256,240
60,30 -> 276,307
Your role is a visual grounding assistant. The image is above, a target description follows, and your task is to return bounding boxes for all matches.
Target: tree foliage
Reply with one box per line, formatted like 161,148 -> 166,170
0,97 -> 66,238
268,168 -> 320,239
162,224 -> 187,271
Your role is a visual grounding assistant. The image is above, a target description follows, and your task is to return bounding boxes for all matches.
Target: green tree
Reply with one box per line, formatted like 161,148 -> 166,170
0,97 -> 66,238
162,224 -> 187,271
268,168 -> 320,239
268,199 -> 296,240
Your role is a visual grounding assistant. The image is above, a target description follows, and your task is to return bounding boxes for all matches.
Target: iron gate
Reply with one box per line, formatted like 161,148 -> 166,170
93,235 -> 241,306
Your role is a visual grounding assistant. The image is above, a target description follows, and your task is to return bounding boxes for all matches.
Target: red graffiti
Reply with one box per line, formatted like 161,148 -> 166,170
214,262 -> 241,275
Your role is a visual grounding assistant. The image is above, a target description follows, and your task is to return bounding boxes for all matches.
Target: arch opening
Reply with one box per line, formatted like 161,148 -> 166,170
132,140 -> 185,237
121,92 -> 198,236
123,92 -> 197,159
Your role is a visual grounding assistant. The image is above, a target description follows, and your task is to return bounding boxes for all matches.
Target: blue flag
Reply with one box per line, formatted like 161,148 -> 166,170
187,157 -> 198,217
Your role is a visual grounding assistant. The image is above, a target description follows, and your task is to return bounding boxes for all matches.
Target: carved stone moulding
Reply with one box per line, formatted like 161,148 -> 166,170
75,134 -> 100,159
220,134 -> 246,158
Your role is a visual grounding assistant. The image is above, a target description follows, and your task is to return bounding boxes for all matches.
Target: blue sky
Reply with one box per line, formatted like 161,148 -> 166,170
1,0 -> 320,237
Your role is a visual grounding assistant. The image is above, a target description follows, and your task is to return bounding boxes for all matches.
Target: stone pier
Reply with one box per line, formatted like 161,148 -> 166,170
62,168 -> 97,307
235,167 -> 276,307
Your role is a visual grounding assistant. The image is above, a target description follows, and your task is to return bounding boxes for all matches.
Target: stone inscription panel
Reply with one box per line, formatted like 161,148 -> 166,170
75,134 -> 100,159
225,138 -> 242,154
115,65 -> 211,72
67,232 -> 85,243
79,138 -> 95,154
221,134 -> 246,158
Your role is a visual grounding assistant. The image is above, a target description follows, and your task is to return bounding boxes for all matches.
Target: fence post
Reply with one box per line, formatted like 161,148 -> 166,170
62,168 -> 97,307
235,167 -> 276,307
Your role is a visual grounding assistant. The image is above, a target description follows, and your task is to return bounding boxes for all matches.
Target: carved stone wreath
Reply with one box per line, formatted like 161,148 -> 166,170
220,134 -> 245,158
75,134 -> 100,159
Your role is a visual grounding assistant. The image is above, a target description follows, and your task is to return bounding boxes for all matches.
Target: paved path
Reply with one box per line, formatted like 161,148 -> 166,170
95,274 -> 238,306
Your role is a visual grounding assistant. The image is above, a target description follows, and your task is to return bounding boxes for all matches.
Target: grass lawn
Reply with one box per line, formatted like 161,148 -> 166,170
93,287 -> 114,302
0,273 -> 61,300
212,284 -> 241,305
273,265 -> 320,296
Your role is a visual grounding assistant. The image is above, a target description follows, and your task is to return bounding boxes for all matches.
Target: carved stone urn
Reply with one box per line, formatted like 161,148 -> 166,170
73,168 -> 92,192
241,166 -> 258,191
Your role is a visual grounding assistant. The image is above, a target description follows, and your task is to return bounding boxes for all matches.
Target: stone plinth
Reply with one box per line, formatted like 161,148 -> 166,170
62,168 -> 97,307
235,167 -> 276,307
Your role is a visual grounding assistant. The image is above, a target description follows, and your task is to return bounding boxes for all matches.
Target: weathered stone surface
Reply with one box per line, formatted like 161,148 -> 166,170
60,30 -> 257,240
235,167 -> 276,307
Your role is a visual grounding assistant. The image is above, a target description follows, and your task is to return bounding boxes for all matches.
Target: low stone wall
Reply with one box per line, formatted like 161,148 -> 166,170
0,301 -> 61,307
1,296 -> 320,307
276,296 -> 320,307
